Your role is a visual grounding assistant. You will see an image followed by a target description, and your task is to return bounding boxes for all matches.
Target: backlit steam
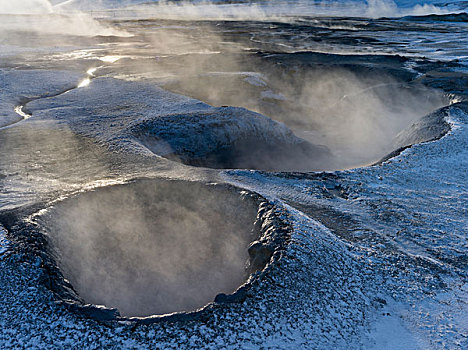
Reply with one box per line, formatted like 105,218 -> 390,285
105,23 -> 447,169
42,180 -> 259,317
0,0 -> 127,36
63,0 -> 452,21
162,66 -> 446,168
1,0 -> 448,169
0,0 -> 53,14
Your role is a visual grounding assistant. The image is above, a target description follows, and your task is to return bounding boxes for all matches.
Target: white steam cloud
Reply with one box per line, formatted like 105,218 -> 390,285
0,1 -> 453,38
64,0 -> 455,21
0,0 -> 128,36
0,0 -> 53,14
42,180 -> 259,317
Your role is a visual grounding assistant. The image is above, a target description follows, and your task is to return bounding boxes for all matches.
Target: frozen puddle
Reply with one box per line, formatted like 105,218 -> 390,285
13,105 -> 31,120
39,179 -> 267,317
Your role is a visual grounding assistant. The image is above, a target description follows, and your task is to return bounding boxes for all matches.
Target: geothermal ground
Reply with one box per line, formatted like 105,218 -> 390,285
0,1 -> 467,349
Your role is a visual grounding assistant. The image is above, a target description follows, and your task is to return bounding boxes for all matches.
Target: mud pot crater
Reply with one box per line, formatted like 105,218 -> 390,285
130,107 -> 333,172
36,179 -> 287,319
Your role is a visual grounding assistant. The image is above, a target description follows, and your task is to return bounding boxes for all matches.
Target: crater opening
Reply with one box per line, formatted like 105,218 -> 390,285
159,70 -> 448,170
41,179 -> 262,317
132,106 -> 334,172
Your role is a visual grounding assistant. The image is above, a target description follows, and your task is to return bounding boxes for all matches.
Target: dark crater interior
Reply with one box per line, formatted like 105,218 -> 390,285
132,107 -> 333,172
40,179 -> 262,317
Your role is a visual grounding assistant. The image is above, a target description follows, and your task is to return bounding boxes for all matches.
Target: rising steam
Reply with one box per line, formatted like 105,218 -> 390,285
0,0 -> 53,14
0,0 -> 454,38
0,0 -> 127,36
59,0 -> 455,21
110,26 -> 447,169
42,180 -> 259,317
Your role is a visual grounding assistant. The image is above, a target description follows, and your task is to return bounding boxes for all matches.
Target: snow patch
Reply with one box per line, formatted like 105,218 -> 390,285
365,300 -> 427,350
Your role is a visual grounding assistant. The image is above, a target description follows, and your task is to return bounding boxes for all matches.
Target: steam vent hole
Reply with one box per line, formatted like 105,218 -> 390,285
132,107 -> 332,172
43,180 -> 260,317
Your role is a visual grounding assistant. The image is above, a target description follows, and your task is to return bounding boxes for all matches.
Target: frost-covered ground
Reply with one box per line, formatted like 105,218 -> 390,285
0,1 -> 467,349
224,101 -> 468,348
0,100 -> 466,348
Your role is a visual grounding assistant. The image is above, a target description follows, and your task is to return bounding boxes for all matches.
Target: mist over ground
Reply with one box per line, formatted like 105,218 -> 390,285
0,0 -> 466,348
2,0 -> 451,170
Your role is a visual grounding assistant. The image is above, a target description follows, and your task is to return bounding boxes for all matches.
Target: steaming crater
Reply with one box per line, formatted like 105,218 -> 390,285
131,107 -> 333,172
41,179 -> 265,317
26,77 -> 333,172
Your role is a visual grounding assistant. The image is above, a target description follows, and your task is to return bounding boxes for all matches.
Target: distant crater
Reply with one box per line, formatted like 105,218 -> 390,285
131,106 -> 332,172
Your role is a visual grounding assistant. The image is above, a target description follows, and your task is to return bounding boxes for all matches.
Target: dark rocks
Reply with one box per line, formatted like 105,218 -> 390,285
248,241 -> 274,272
214,286 -> 248,304
65,302 -> 120,322
132,107 -> 332,171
